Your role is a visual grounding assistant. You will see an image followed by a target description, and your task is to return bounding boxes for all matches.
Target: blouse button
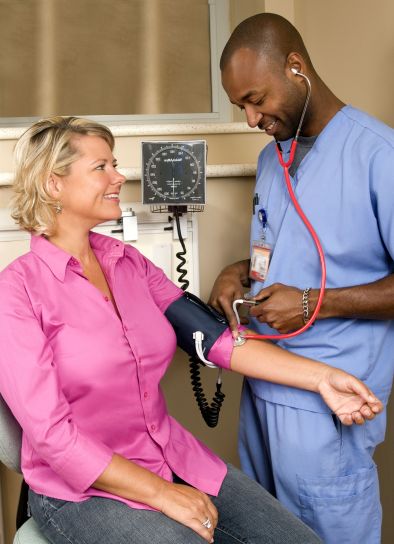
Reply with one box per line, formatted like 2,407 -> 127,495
143,392 -> 148,399
104,296 -> 109,301
150,424 -> 156,432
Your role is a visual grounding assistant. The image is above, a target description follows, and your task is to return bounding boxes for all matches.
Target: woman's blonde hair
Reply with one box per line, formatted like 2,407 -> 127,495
11,116 -> 115,235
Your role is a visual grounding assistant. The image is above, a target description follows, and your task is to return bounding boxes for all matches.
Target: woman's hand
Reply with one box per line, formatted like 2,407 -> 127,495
317,368 -> 383,425
158,481 -> 218,543
93,454 -> 216,542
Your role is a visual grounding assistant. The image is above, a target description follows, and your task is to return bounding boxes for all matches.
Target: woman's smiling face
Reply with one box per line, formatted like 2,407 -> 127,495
52,134 -> 126,229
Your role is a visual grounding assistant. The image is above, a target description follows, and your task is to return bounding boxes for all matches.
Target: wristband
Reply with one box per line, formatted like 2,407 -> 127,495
302,287 -> 314,326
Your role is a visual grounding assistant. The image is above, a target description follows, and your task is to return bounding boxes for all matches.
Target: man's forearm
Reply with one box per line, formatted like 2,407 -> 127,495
311,275 -> 394,320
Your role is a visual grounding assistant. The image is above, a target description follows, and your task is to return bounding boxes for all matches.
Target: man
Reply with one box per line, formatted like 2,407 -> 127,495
209,13 -> 394,544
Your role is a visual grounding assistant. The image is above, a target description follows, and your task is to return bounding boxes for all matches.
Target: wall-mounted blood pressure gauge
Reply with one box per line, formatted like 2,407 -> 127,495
142,141 -> 206,205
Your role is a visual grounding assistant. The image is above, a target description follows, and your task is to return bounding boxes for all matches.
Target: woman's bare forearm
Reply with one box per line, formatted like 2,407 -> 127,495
93,453 -> 166,509
228,336 -> 383,426
230,338 -> 329,392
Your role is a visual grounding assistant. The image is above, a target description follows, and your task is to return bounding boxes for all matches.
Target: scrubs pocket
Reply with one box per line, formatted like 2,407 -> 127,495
297,465 -> 381,544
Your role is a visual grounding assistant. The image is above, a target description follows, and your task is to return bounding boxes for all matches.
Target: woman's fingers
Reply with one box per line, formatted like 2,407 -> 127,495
348,379 -> 383,414
339,403 -> 379,426
189,498 -> 217,542
189,518 -> 215,543
159,482 -> 217,542
351,410 -> 365,425
360,404 -> 374,420
338,413 -> 352,425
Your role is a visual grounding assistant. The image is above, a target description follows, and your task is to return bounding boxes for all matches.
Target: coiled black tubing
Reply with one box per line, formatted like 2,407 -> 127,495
173,210 -> 189,291
173,207 -> 225,427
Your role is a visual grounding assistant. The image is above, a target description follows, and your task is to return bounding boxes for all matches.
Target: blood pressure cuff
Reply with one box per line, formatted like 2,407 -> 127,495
165,291 -> 229,360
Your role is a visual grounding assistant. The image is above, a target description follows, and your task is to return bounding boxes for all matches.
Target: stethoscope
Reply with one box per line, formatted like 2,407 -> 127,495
234,67 -> 327,342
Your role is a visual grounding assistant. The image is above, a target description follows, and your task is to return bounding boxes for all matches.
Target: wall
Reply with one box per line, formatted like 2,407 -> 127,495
294,0 -> 394,127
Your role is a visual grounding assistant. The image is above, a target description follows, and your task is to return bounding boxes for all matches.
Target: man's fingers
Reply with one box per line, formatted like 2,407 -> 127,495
208,296 -> 221,311
215,298 -> 239,330
252,287 -> 271,301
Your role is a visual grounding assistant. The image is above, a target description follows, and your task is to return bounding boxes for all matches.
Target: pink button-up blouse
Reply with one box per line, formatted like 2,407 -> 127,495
0,233 -> 233,508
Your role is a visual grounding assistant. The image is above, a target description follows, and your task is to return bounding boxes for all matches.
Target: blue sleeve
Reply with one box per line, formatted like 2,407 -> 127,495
370,143 -> 394,263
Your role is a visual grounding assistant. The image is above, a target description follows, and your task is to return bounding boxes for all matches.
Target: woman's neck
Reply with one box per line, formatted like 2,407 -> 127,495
48,226 -> 94,264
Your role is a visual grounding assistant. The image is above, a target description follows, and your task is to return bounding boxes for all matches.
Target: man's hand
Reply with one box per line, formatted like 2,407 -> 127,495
249,283 -> 305,332
317,368 -> 383,425
209,260 -> 250,331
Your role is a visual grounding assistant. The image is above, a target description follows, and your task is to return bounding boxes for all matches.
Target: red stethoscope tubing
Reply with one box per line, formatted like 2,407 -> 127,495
242,139 -> 327,340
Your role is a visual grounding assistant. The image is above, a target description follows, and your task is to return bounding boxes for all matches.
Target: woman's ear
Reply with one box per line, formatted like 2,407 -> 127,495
46,173 -> 63,199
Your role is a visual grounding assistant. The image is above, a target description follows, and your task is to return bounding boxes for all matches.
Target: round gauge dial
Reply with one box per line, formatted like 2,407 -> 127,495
142,141 -> 206,205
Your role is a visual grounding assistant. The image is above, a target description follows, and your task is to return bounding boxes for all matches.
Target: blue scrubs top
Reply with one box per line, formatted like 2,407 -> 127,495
249,105 -> 394,413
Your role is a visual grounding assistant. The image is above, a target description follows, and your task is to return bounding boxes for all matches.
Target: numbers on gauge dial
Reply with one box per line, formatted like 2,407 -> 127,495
145,145 -> 202,201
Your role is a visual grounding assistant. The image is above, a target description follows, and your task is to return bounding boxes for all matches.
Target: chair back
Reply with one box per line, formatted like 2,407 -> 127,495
0,396 -> 51,543
0,394 -> 22,473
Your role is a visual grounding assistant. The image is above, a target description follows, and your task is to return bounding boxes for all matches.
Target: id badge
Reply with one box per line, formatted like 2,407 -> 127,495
250,242 -> 272,282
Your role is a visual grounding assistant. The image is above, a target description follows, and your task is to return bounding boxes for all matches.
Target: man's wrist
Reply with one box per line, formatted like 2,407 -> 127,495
308,288 -> 328,320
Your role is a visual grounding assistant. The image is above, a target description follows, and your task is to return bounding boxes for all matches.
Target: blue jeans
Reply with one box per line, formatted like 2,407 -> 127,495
28,464 -> 321,543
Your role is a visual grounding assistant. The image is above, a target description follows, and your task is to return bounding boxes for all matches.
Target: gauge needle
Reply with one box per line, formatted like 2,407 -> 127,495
171,163 -> 176,196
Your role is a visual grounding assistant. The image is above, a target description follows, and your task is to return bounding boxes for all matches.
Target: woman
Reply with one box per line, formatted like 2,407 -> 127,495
0,117 -> 382,544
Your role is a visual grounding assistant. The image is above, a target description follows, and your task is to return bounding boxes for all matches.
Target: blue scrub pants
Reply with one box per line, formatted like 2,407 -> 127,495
239,380 -> 384,544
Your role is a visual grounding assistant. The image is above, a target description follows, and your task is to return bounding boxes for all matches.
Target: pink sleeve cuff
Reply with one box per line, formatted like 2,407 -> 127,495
54,431 -> 113,493
208,326 -> 248,370
207,328 -> 233,369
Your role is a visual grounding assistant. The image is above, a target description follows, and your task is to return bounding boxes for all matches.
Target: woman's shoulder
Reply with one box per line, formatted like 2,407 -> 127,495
0,251 -> 36,282
0,251 -> 42,306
